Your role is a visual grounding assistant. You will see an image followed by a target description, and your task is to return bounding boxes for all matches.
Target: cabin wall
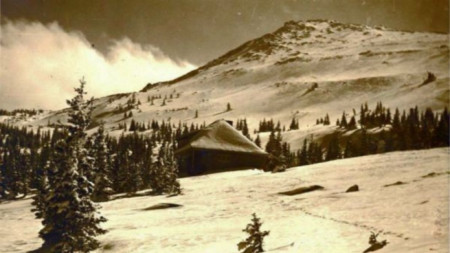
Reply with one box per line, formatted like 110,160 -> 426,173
176,149 -> 267,177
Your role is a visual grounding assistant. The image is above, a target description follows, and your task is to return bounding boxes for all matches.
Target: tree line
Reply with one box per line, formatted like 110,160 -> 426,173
1,80 -> 184,252
265,103 -> 449,170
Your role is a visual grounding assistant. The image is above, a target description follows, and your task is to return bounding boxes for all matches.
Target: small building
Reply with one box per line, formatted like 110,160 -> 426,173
175,120 -> 268,176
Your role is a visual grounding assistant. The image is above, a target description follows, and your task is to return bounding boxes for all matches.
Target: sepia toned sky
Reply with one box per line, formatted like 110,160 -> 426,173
1,0 -> 448,110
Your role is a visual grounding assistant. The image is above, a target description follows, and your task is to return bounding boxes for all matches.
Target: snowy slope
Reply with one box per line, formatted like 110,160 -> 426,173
1,148 -> 448,253
4,20 -> 448,139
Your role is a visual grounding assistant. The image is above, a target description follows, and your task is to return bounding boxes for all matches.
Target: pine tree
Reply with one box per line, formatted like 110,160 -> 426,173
242,119 -> 251,140
123,149 -> 143,194
324,114 -> 330,125
254,135 -> 261,148
38,78 -> 106,252
340,112 -> 348,128
227,102 -> 232,111
289,118 -> 299,130
129,119 -> 137,132
91,124 -> 113,202
237,213 -> 270,253
149,142 -> 181,195
433,107 -> 449,147
348,116 -> 357,130
31,158 -> 51,219
325,134 -> 341,161
299,139 -> 308,166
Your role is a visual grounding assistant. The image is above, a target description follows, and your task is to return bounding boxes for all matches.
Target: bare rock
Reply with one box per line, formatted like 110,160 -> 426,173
278,185 -> 324,196
142,203 -> 182,211
346,184 -> 359,192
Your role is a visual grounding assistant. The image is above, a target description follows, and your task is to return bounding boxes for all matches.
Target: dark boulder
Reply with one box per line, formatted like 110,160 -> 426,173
142,203 -> 182,211
346,184 -> 359,192
278,185 -> 324,196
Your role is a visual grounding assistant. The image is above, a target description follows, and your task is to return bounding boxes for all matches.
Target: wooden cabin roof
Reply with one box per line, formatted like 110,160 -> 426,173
175,120 -> 267,155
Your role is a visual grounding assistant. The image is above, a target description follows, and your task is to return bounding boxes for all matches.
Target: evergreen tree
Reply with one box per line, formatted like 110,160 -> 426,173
122,149 -> 143,194
289,118 -> 299,130
254,135 -> 261,148
91,124 -> 113,202
31,158 -> 51,219
242,119 -> 251,140
344,140 -> 356,158
348,116 -> 357,130
227,103 -> 232,111
324,114 -> 330,125
299,139 -> 308,166
433,107 -> 449,147
237,213 -> 270,253
325,134 -> 341,161
149,142 -> 181,195
340,112 -> 348,128
38,78 -> 106,252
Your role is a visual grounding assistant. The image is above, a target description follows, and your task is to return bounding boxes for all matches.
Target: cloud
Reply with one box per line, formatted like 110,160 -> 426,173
0,20 -> 197,110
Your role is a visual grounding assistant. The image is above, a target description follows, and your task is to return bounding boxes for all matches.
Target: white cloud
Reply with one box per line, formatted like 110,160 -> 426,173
0,20 -> 197,110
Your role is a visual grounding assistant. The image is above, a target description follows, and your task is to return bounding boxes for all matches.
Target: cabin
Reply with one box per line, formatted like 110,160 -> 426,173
175,120 -> 268,176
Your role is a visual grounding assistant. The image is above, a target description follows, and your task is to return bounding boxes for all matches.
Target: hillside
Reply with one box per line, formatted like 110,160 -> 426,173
1,147 -> 448,253
2,20 -> 449,144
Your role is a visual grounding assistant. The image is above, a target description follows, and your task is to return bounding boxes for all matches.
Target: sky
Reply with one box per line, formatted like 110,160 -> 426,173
1,0 -> 448,110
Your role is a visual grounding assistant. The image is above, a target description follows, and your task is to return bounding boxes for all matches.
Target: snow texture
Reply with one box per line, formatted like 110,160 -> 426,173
0,148 -> 448,252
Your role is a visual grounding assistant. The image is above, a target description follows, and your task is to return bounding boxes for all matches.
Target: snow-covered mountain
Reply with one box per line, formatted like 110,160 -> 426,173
5,20 -> 449,138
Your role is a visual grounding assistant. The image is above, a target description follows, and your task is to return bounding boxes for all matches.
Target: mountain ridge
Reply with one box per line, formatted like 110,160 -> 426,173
2,19 -> 449,146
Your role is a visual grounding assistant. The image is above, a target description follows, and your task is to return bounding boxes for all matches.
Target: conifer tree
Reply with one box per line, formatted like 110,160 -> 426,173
324,114 -> 330,125
31,158 -> 51,219
254,135 -> 261,148
227,102 -> 232,111
340,112 -> 348,128
122,149 -> 143,195
242,119 -> 251,140
433,107 -> 449,147
237,213 -> 270,253
91,124 -> 113,202
348,116 -> 357,130
38,78 -> 106,252
299,139 -> 308,166
325,134 -> 341,161
149,142 -> 181,195
289,118 -> 299,130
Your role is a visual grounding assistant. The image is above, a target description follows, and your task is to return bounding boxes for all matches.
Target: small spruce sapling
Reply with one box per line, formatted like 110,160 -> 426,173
238,213 -> 270,253
363,231 -> 388,253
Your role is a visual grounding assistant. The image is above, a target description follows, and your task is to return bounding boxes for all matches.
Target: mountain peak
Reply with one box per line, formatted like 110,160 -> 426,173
141,19 -> 443,92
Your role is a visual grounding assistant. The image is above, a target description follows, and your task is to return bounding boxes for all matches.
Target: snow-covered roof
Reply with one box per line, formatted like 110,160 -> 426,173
175,120 -> 267,155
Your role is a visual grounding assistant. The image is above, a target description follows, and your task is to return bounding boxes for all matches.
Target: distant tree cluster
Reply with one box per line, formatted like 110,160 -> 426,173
258,118 -> 282,132
0,80 -> 192,252
107,122 -> 183,195
289,117 -> 299,130
0,108 -> 43,116
0,117 -> 200,200
316,114 -> 331,125
264,130 -> 293,171
295,103 -> 449,168
296,138 -> 324,166
236,118 -> 251,139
